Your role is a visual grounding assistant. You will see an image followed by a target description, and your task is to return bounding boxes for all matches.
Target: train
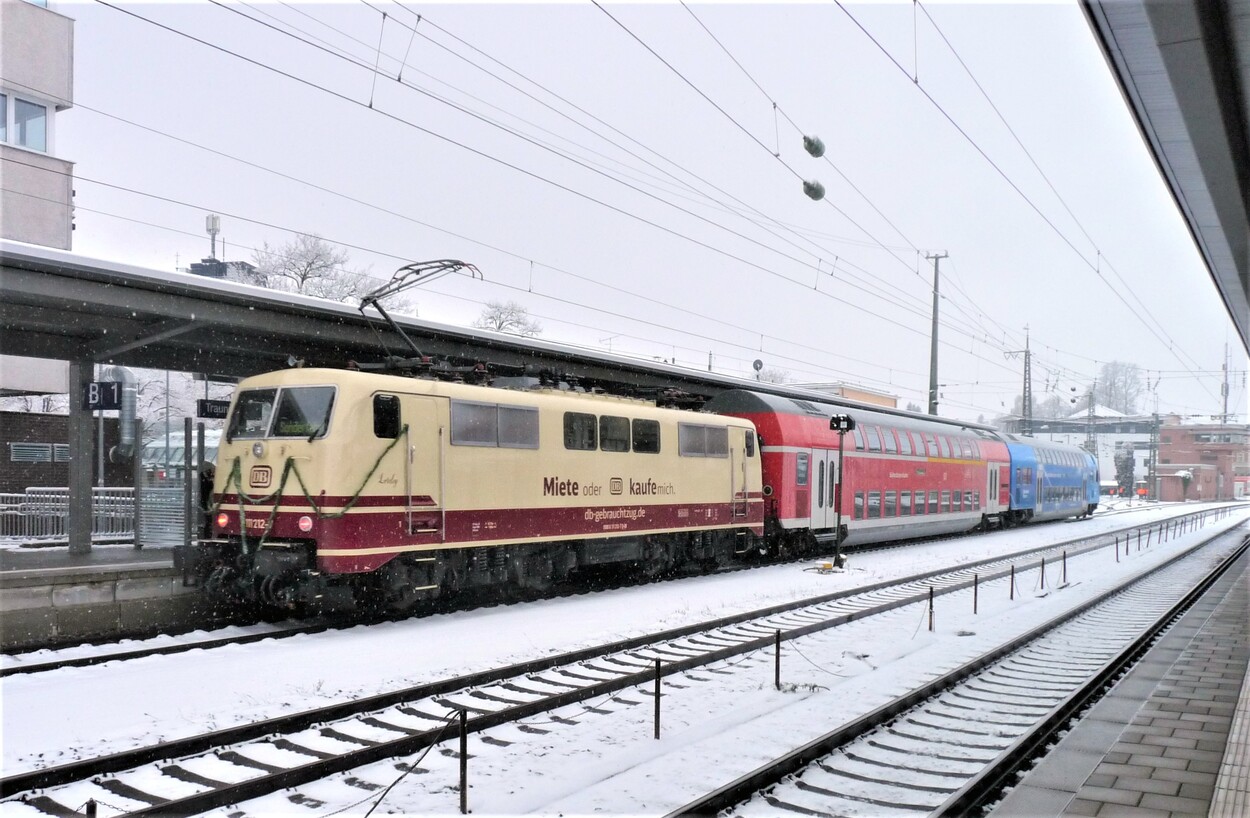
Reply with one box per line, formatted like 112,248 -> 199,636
175,366 -> 1099,613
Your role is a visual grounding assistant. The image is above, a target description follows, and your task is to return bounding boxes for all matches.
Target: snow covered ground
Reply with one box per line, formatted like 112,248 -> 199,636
2,502 -> 1245,817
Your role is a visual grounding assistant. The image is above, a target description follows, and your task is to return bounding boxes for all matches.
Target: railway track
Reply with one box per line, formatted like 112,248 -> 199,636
0,507 -> 1212,678
669,528 -> 1249,817
1,508 -> 1238,816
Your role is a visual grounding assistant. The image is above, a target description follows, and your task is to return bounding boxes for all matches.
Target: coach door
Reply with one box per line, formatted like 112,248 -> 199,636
810,449 -> 838,530
397,395 -> 446,540
986,465 -> 1002,515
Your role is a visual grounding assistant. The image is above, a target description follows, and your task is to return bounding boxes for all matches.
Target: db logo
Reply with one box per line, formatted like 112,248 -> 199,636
609,478 -> 623,495
250,466 -> 272,488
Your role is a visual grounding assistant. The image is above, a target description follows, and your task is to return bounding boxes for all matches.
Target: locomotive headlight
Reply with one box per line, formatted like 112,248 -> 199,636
252,442 -> 265,458
298,515 -> 314,533
216,512 -> 230,529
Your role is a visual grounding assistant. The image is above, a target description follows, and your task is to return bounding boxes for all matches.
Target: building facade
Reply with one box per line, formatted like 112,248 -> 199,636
0,0 -> 74,249
1157,423 -> 1249,501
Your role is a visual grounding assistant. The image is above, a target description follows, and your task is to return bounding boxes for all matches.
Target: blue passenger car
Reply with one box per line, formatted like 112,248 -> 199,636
1005,438 -> 1099,524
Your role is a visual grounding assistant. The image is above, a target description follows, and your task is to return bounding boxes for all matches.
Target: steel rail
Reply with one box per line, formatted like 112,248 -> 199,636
662,527 -> 1248,817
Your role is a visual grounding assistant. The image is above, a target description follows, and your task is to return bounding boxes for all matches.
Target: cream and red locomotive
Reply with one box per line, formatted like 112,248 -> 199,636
191,367 -> 763,611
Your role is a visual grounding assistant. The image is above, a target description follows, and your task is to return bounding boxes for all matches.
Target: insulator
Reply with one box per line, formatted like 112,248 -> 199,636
803,135 -> 825,158
802,180 -> 826,201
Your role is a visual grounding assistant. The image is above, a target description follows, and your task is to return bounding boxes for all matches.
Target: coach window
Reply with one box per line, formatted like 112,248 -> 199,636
373,394 -> 401,438
452,401 -> 498,446
498,405 -> 539,449
854,491 -> 865,519
940,490 -> 951,513
600,416 -> 630,452
817,461 -> 825,508
744,430 -> 755,458
564,412 -> 597,451
796,452 -> 809,486
865,426 -> 882,452
973,491 -> 980,508
900,491 -> 912,515
883,429 -> 898,454
928,490 -> 939,514
884,490 -> 897,517
897,432 -> 912,456
852,427 -> 866,450
937,437 -> 950,458
632,419 -> 660,453
913,491 -> 925,515
867,490 -> 881,518
951,491 -> 961,512
925,434 -> 938,457
961,439 -> 974,459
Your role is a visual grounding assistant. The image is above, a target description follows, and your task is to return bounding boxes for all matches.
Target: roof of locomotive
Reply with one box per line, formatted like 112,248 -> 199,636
234,367 -> 756,427
704,389 -> 1003,439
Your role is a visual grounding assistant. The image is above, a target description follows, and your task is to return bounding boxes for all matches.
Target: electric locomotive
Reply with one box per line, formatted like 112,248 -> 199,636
186,367 -> 764,612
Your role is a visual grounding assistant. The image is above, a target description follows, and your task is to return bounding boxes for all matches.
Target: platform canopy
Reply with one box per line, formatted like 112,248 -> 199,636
1083,0 -> 1250,355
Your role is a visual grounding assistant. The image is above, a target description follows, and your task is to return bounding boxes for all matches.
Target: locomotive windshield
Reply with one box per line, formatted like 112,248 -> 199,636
227,386 -> 336,441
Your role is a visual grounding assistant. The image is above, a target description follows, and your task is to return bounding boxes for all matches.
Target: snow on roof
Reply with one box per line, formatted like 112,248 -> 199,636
1065,404 -> 1128,420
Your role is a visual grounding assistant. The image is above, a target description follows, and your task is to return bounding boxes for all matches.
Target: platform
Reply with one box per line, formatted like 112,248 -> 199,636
991,537 -> 1250,817
0,542 -> 207,651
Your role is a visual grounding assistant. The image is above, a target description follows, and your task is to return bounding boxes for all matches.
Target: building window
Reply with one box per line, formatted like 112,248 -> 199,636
0,94 -> 6,143
14,98 -> 47,152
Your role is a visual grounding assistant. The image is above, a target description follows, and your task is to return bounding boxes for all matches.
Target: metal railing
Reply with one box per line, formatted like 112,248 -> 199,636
0,487 -> 138,543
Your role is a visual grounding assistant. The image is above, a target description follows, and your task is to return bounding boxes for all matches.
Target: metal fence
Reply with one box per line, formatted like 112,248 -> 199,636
0,483 -> 200,547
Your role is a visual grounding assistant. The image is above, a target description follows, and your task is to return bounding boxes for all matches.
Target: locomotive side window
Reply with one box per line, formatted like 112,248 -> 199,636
498,406 -> 539,449
678,424 -> 729,458
373,394 -> 401,438
227,388 -> 277,440
452,401 -> 498,446
272,386 -> 335,439
564,413 -> 597,451
632,419 -> 660,453
744,430 -> 755,458
795,452 -> 809,486
600,416 -> 630,452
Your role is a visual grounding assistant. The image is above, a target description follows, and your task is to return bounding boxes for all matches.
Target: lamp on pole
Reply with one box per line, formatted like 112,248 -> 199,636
829,413 -> 856,568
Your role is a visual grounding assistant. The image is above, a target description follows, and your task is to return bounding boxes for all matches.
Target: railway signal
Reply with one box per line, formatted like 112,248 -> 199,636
829,414 -> 856,568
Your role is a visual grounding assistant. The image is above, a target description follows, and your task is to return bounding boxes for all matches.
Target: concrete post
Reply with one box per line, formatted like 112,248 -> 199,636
67,360 -> 94,555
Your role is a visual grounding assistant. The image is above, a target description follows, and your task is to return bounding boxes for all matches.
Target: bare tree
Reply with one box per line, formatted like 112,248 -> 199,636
0,393 -> 68,413
1096,361 -> 1143,414
473,301 -> 543,337
905,401 -> 922,413
249,234 -> 375,303
756,367 -> 792,384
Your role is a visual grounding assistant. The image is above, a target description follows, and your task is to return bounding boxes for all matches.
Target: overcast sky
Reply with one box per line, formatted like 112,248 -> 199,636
51,0 -> 1248,423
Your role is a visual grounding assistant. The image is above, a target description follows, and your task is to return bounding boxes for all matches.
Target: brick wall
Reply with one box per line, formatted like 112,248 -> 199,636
0,412 -> 131,493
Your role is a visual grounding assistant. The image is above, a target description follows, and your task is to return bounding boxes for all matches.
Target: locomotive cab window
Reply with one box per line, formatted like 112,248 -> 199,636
564,412 -> 597,451
275,386 -> 335,439
227,388 -> 276,440
373,394 -> 401,438
632,419 -> 660,453
744,430 -> 755,458
600,416 -> 630,452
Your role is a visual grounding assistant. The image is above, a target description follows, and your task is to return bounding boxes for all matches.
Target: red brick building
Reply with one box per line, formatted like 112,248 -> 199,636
1156,422 -> 1249,502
